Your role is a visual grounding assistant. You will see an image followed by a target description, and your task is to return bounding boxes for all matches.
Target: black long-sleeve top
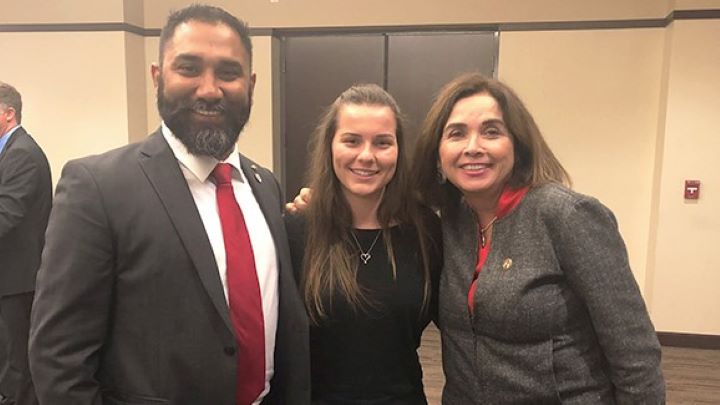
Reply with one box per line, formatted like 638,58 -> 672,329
285,214 -> 441,405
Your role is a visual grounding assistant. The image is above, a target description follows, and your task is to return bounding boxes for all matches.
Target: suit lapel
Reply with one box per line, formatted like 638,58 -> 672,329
238,156 -> 284,253
239,156 -> 302,334
138,131 -> 234,334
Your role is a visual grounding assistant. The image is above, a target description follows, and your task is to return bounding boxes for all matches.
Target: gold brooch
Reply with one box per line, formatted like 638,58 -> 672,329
502,258 -> 513,271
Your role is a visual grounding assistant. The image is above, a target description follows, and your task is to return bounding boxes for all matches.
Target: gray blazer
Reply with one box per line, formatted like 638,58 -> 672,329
439,183 -> 664,404
29,131 -> 310,404
0,127 -> 52,296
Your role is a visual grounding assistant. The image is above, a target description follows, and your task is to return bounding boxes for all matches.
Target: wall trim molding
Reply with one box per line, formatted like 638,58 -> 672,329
658,332 -> 720,350
672,9 -> 720,20
0,22 -> 269,37
1,9 -> 718,36
0,22 -> 148,36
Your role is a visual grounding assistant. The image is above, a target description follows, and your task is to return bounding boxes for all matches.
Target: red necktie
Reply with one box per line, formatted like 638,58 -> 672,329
212,163 -> 265,405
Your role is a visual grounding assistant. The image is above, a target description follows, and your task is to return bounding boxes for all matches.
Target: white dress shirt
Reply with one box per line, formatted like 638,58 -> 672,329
162,124 -> 278,404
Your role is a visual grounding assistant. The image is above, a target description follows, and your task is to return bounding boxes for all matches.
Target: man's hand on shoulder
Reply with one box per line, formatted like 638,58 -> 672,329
285,187 -> 312,214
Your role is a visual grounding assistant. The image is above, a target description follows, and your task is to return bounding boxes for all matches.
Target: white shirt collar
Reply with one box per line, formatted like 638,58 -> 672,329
161,122 -> 245,183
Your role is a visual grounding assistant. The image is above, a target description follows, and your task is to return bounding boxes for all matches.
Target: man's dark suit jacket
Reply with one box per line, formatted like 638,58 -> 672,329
29,130 -> 310,404
0,126 -> 52,297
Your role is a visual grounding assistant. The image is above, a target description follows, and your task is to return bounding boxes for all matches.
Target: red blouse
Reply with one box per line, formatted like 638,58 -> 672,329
467,185 -> 529,314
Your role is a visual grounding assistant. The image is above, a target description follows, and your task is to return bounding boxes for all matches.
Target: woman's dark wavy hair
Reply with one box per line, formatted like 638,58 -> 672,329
413,72 -> 570,213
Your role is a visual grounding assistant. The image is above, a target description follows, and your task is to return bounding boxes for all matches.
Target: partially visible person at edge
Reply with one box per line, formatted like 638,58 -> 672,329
28,5 -> 309,404
0,81 -> 51,405
412,72 -> 665,404
284,84 -> 442,404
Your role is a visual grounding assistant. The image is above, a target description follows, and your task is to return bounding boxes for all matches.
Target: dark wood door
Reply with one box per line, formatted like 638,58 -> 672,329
280,31 -> 496,199
282,35 -> 385,199
387,32 -> 496,150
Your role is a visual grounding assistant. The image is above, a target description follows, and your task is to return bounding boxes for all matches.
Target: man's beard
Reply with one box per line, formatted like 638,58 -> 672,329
157,77 -> 251,160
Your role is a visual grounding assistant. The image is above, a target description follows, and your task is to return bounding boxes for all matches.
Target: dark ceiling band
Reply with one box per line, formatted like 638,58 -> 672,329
0,9 -> 717,36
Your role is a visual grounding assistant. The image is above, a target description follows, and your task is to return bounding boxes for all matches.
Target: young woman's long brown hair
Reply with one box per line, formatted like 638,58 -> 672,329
302,84 -> 437,324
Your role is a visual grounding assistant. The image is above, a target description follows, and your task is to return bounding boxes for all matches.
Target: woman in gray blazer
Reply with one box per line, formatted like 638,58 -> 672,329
413,73 -> 665,404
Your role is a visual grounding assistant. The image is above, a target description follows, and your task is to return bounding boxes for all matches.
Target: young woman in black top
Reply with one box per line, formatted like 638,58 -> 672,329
285,84 -> 441,404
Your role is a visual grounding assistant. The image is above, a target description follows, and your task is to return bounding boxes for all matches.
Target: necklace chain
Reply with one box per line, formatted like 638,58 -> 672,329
350,230 -> 382,265
479,216 -> 498,248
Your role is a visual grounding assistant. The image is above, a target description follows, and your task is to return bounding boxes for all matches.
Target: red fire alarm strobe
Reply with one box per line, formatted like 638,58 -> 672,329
684,180 -> 700,200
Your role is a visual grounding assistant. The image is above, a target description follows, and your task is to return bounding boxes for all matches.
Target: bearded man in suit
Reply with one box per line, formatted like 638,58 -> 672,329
28,5 -> 309,404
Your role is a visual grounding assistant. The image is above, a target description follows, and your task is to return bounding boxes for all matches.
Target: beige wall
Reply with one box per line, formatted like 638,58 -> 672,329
497,29 -> 665,297
144,37 -> 161,134
236,36 -> 276,170
0,0 -> 125,24
649,19 -> 720,334
125,32 -> 149,143
3,0 -> 678,27
123,0 -> 145,27
674,0 -> 720,9
0,31 -> 131,182
142,0 -> 672,29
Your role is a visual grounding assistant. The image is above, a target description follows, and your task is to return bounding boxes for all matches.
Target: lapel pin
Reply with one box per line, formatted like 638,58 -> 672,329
502,258 -> 513,271
250,164 -> 263,183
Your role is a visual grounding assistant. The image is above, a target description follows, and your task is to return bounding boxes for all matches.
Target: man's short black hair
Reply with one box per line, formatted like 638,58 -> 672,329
159,4 -> 252,69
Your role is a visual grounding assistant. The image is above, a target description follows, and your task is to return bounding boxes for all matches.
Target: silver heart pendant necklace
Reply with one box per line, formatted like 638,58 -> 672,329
350,230 -> 382,265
